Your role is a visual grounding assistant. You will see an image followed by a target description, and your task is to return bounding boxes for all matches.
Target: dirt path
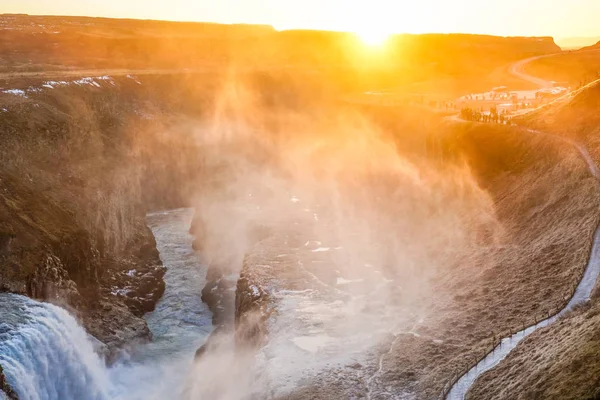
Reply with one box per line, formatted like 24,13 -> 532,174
508,54 -> 558,89
507,48 -> 600,90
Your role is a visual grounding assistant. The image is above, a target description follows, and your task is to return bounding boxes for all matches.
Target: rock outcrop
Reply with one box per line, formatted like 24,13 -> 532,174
0,364 -> 18,400
0,77 -> 190,359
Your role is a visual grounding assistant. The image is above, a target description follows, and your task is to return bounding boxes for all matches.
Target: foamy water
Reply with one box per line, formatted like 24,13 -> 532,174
0,208 -> 212,400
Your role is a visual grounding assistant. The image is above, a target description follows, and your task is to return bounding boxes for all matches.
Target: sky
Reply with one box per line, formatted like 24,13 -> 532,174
2,0 -> 600,39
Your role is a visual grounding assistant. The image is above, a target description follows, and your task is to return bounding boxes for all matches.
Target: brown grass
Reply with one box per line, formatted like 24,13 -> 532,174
376,121 -> 600,399
468,300 -> 600,399
458,78 -> 600,400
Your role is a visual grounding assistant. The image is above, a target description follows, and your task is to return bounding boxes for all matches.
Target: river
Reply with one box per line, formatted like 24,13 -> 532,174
0,208 -> 212,400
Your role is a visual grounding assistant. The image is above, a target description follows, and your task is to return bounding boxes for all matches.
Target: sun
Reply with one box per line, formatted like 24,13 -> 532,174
357,29 -> 390,46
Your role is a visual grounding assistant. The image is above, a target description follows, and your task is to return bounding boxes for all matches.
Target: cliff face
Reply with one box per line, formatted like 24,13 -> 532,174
0,74 -> 208,355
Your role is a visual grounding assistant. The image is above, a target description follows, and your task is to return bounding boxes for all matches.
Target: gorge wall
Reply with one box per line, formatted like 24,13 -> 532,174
0,74 -> 212,356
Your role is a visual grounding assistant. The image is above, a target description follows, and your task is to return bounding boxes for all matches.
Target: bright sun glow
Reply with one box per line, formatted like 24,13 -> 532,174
357,30 -> 390,46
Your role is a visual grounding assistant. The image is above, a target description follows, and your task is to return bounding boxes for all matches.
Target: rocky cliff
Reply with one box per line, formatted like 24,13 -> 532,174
0,74 -> 208,356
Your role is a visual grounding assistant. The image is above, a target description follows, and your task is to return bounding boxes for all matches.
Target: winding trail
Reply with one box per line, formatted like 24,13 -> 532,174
508,54 -> 558,89
447,54 -> 600,400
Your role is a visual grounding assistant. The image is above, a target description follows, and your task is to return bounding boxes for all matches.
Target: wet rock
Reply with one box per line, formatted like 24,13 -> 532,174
194,325 -> 229,361
235,275 -> 270,350
27,254 -> 81,306
81,299 -> 152,363
0,364 -> 18,400
201,271 -> 236,328
120,264 -> 166,316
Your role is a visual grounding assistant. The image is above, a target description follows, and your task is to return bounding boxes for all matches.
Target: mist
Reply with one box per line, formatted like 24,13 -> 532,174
173,72 -> 503,399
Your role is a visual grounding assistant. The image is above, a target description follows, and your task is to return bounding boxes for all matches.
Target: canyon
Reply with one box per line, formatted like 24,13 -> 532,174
1,15 -> 600,400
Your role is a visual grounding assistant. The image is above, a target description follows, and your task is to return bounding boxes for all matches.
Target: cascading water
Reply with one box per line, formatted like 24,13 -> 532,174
0,294 -> 110,400
0,208 -> 212,400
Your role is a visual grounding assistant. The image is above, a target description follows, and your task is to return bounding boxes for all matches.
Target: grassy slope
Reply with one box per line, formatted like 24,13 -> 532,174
469,298 -> 600,399
387,121 -> 600,399
467,80 -> 600,400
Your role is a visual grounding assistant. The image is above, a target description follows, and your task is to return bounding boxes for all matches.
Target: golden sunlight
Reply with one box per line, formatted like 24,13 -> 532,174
356,29 -> 390,46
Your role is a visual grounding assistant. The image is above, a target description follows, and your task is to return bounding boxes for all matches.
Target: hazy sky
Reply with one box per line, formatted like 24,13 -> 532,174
2,0 -> 600,39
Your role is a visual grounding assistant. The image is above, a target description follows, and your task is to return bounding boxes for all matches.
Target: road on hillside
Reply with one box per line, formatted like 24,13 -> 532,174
508,54 -> 557,88
508,48 -> 600,90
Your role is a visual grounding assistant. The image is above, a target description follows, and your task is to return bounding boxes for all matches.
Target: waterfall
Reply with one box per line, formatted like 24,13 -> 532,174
0,209 -> 213,400
0,293 -> 110,400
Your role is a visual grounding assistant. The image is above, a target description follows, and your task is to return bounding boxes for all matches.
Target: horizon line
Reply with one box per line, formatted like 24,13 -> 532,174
3,12 -> 600,41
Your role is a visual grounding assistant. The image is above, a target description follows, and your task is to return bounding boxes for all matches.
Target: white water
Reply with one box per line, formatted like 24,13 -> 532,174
447,134 -> 600,399
0,294 -> 111,400
0,208 -> 212,400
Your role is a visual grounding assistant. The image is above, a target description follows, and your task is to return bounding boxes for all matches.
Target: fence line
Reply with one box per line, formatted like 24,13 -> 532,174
437,233 -> 592,399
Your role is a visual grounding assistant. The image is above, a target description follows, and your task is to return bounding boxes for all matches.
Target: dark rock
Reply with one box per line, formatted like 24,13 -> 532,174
27,254 -> 81,306
0,232 -> 15,255
0,364 -> 19,400
81,300 -> 152,363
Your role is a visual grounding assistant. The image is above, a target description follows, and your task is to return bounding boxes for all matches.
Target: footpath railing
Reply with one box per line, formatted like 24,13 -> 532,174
437,258 -> 589,399
437,104 -> 600,399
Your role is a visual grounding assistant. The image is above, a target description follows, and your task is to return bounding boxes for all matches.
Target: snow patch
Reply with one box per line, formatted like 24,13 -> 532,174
126,75 -> 142,85
42,80 -> 69,89
249,285 -> 261,297
111,288 -> 130,296
2,89 -> 27,97
73,77 -> 103,87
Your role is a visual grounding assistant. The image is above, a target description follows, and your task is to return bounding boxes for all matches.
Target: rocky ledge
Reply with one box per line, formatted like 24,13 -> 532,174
190,211 -> 273,358
0,189 -> 166,360
0,365 -> 18,400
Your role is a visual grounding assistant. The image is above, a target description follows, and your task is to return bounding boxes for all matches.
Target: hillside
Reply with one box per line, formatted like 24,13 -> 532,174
466,81 -> 600,399
0,15 -> 560,95
581,41 -> 600,51
517,81 -> 600,160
